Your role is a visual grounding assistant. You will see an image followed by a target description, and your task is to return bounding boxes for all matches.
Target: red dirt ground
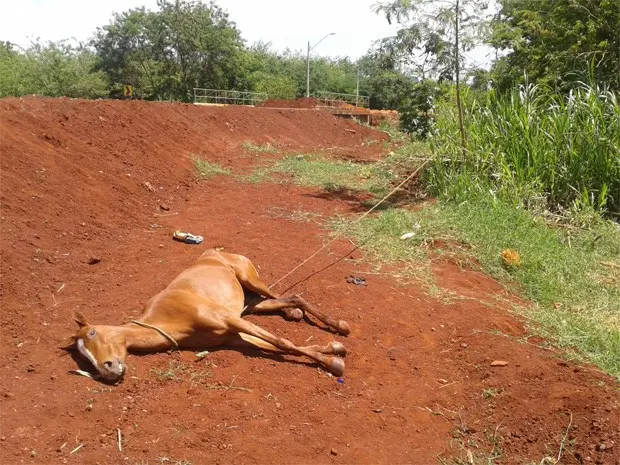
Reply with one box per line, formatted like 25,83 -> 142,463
1,97 -> 618,465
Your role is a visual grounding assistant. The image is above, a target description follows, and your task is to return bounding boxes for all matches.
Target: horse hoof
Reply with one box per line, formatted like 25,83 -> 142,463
327,357 -> 345,377
285,308 -> 303,321
337,320 -> 350,335
328,341 -> 347,357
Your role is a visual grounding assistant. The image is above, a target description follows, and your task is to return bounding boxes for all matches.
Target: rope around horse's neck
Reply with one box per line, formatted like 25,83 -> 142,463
130,320 -> 179,349
268,160 -> 430,291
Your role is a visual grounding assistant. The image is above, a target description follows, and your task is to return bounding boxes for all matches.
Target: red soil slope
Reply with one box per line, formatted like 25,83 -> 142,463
0,97 -> 618,465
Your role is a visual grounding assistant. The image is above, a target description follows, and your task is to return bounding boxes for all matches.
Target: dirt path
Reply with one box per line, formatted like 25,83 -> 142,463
1,98 -> 618,465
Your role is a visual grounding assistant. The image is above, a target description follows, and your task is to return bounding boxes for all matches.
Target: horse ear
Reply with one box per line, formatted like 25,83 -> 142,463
73,311 -> 88,328
59,336 -> 78,354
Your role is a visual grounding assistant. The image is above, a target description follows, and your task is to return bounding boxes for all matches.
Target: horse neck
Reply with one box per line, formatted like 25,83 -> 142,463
120,323 -> 177,352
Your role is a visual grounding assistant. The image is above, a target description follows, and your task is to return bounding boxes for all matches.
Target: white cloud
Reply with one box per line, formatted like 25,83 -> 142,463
0,0 -> 158,47
0,0 -> 397,58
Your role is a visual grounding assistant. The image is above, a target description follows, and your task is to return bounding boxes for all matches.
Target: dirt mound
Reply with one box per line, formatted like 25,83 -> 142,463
1,97 -> 618,465
260,97 -> 365,111
259,97 -> 321,108
259,98 -> 399,127
369,109 -> 400,126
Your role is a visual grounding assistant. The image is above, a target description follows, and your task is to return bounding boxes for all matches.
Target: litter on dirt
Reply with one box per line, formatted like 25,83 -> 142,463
501,249 -> 521,267
173,230 -> 203,244
346,275 -> 367,286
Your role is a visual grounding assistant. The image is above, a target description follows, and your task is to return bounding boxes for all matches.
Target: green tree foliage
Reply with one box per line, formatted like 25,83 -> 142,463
93,0 -> 246,101
357,50 -> 410,109
251,71 -> 297,99
490,0 -> 620,91
243,42 -> 361,98
0,42 -> 35,97
0,40 -> 108,99
375,0 -> 490,148
373,0 -> 490,81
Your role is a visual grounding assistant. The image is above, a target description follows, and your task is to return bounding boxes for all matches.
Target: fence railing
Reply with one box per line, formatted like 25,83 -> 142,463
314,91 -> 369,108
193,88 -> 371,110
193,88 -> 268,106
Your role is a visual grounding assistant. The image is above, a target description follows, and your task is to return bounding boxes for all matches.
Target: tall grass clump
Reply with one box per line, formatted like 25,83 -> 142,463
427,83 -> 620,218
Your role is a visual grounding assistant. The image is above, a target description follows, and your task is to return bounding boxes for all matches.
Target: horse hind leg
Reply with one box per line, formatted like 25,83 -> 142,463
235,333 -> 346,357
243,292 -> 303,321
220,253 -> 277,298
226,254 -> 303,321
225,316 -> 345,376
248,295 -> 350,335
223,253 -> 349,334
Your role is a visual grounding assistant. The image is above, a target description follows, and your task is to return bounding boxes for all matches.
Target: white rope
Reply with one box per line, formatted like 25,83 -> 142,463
269,160 -> 430,290
130,320 -> 179,349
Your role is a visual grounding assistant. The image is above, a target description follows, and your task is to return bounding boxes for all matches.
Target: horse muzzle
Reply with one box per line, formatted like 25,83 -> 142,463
100,359 -> 125,381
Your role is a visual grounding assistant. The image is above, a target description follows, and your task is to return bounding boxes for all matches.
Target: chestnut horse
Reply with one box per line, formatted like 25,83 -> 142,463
68,249 -> 350,382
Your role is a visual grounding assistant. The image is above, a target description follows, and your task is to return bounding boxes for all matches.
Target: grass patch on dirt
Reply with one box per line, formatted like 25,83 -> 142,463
334,198 -> 620,378
245,153 -> 397,194
151,360 -> 252,391
241,141 -> 281,153
155,457 -> 192,465
151,360 -> 212,385
193,158 -> 231,179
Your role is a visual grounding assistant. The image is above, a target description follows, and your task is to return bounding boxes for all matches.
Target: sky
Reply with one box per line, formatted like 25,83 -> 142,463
0,0 -> 493,65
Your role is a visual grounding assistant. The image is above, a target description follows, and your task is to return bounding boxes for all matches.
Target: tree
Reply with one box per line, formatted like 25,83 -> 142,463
374,0 -> 490,148
92,8 -> 164,99
374,0 -> 490,80
489,0 -> 620,91
357,50 -> 411,109
93,0 -> 247,101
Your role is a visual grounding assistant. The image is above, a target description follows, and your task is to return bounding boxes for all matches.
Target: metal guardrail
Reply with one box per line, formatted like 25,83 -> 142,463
193,88 -> 371,110
314,91 -> 369,108
193,88 -> 268,106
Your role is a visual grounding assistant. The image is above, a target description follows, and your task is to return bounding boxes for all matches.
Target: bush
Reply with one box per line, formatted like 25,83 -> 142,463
426,83 -> 620,217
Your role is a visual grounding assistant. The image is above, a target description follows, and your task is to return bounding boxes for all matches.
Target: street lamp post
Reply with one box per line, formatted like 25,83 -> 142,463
306,32 -> 335,98
356,69 -> 360,106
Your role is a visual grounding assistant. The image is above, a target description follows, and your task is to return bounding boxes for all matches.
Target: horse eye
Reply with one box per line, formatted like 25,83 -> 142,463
88,329 -> 96,338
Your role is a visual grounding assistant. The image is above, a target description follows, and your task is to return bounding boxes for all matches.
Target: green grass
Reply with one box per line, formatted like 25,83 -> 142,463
334,198 -> 620,378
193,158 -> 232,179
270,154 -> 376,190
245,152 -> 413,196
482,388 -> 500,399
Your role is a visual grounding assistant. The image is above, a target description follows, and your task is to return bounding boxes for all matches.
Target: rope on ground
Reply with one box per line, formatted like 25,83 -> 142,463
130,320 -> 179,349
269,159 -> 430,291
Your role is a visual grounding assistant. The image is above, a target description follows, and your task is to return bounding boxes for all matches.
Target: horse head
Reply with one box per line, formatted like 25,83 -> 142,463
70,311 -> 127,382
